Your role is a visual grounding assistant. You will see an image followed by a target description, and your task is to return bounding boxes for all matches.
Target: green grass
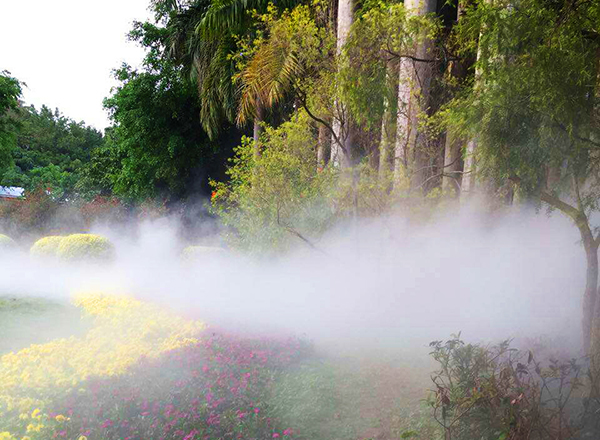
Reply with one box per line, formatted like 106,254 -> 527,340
271,354 -> 442,440
0,295 -> 90,354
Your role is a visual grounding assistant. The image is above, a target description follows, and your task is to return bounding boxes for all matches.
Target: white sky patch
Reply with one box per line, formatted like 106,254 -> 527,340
1,0 -> 152,131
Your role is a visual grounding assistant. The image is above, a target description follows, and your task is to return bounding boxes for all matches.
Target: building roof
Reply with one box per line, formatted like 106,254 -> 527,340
0,186 -> 24,199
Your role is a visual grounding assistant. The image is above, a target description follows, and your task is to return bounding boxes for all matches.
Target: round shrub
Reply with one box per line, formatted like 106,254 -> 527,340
57,234 -> 115,263
30,236 -> 65,258
182,245 -> 227,261
0,234 -> 16,251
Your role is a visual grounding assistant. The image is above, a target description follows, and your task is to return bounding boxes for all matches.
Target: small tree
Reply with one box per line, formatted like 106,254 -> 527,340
0,71 -> 23,176
211,111 -> 336,254
444,0 -> 600,373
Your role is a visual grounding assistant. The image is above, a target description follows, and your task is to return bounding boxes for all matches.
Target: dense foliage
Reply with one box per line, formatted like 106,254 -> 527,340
91,20 -> 243,202
211,112 -> 335,253
0,71 -> 23,176
0,105 -> 103,199
428,335 -> 600,439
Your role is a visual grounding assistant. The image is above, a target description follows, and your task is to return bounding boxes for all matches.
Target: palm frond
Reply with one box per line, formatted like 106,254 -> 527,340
236,32 -> 305,126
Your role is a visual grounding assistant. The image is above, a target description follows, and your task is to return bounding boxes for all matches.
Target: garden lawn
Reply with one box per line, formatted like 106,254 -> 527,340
0,294 -> 440,440
0,296 -> 89,354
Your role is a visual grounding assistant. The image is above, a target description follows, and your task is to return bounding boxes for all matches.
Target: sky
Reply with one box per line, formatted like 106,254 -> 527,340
1,0 -> 153,131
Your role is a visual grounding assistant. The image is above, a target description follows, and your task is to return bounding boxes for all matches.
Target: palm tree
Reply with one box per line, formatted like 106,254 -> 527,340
235,4 -> 337,163
235,28 -> 305,159
162,0 -> 303,147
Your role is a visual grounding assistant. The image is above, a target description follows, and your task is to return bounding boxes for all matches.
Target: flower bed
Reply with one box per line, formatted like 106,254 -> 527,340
0,294 -> 307,440
47,334 -> 305,440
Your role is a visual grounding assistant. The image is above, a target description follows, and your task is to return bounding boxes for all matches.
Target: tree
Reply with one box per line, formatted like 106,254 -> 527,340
394,0 -> 439,192
1,103 -> 103,199
0,71 -> 23,176
235,4 -> 336,162
161,0 -> 303,153
97,20 -> 242,202
445,0 -> 600,371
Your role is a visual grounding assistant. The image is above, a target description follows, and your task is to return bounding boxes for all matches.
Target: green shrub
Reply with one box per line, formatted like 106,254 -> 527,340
0,234 -> 16,251
210,111 -> 336,254
57,234 -> 115,263
30,236 -> 65,258
427,335 -> 599,440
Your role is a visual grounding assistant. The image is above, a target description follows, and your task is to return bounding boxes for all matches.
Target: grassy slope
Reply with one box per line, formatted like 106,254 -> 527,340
272,354 -> 441,440
0,296 -> 90,354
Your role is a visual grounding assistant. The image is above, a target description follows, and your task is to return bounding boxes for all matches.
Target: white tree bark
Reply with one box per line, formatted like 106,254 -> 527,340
394,0 -> 437,190
379,59 -> 399,179
442,3 -> 466,196
330,0 -> 355,168
442,130 -> 464,195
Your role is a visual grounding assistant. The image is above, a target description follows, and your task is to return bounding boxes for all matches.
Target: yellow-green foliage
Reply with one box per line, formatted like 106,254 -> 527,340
210,111 -> 336,254
29,236 -> 64,258
182,245 -> 227,261
56,234 -> 115,262
0,234 -> 16,251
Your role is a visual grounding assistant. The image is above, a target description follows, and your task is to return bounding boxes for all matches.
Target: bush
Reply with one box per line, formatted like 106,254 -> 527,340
56,234 -> 115,263
210,111 -> 336,254
427,335 -> 600,440
29,236 -> 64,258
0,233 -> 16,251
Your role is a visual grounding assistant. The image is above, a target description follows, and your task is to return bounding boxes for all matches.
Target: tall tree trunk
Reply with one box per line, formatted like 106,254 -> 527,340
460,0 -> 495,203
394,0 -> 437,191
331,0 -> 355,168
442,2 -> 467,196
539,190 -> 599,356
591,287 -> 600,398
394,56 -> 412,182
460,139 -> 477,199
442,131 -> 464,196
253,103 -> 263,161
379,59 -> 399,180
317,123 -> 331,170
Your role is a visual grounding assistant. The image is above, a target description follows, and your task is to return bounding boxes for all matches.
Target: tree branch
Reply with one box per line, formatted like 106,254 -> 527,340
297,93 -> 347,158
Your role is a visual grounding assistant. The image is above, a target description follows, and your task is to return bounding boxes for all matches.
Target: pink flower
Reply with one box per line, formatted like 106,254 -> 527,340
283,429 -> 293,436
254,407 -> 260,414
273,434 -> 280,438
183,430 -> 199,440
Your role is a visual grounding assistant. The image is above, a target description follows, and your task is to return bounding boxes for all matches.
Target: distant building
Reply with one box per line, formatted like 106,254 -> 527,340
0,186 -> 24,199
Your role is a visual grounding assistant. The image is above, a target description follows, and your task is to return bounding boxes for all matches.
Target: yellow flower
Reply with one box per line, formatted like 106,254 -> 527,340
0,293 -> 206,437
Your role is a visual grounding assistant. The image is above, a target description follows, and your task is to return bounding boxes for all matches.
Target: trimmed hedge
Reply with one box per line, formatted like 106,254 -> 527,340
30,236 -> 65,258
0,234 -> 16,251
57,234 -> 115,263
